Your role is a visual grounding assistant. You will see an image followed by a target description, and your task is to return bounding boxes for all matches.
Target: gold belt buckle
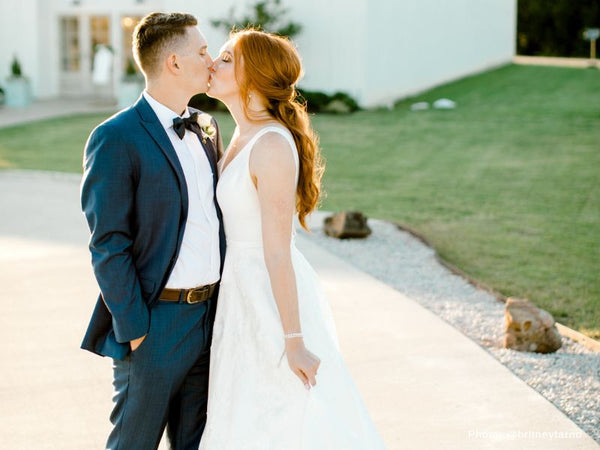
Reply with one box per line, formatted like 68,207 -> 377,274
186,285 -> 208,304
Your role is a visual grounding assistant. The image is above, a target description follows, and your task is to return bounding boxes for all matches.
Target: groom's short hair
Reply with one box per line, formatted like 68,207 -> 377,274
133,12 -> 197,77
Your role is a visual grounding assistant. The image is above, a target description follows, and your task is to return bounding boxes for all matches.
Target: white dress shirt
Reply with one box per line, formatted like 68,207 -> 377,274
143,91 -> 221,288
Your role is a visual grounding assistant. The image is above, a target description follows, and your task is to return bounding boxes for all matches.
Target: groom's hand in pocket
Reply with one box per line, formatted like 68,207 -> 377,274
130,334 -> 147,352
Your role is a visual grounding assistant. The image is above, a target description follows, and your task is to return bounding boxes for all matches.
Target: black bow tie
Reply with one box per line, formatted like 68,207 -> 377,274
172,112 -> 200,140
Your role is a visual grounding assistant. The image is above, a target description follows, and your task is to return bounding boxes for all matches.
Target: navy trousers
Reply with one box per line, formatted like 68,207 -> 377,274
107,295 -> 215,450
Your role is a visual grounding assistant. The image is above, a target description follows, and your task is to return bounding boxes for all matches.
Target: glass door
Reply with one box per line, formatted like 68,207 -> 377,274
59,14 -> 113,98
89,15 -> 112,98
59,16 -> 83,96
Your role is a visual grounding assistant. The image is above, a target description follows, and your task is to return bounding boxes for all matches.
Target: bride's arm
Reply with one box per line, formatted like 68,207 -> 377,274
251,133 -> 299,335
250,132 -> 320,389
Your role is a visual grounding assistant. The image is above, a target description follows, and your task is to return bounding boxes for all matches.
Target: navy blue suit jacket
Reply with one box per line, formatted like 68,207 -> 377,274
80,95 -> 226,360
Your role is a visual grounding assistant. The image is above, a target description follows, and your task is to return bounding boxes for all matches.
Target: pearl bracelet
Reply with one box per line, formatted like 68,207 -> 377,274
284,332 -> 303,339
278,333 -> 304,367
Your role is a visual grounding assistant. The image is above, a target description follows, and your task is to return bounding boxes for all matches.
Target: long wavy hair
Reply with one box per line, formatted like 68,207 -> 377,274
231,29 -> 324,230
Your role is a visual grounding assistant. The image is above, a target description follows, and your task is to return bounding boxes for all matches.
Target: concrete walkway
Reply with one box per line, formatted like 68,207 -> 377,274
0,169 -> 597,450
513,55 -> 600,69
0,97 -> 116,129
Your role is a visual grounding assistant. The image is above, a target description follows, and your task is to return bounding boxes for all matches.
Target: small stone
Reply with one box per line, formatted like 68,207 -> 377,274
410,101 -> 429,111
323,211 -> 372,239
324,99 -> 351,114
433,98 -> 457,109
504,297 -> 562,353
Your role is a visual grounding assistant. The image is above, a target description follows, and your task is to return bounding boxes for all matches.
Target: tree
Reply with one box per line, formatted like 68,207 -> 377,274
518,0 -> 600,57
211,0 -> 302,38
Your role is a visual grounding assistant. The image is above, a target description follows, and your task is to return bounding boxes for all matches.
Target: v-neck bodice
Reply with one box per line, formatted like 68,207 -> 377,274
216,126 -> 299,246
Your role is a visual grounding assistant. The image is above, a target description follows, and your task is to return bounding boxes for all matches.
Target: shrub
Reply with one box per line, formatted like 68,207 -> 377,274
11,57 -> 22,78
124,58 -> 138,77
188,94 -> 228,112
330,92 -> 360,112
296,88 -> 360,114
296,88 -> 330,112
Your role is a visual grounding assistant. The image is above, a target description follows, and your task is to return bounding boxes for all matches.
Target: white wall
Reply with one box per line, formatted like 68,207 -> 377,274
37,0 -> 59,98
364,0 -> 517,107
170,0 -> 250,58
0,0 -> 40,94
285,0 -> 368,102
0,0 -> 516,106
176,0 -> 369,102
186,0 -> 515,107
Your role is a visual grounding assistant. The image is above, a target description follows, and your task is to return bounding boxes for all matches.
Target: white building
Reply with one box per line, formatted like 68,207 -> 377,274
0,0 -> 516,107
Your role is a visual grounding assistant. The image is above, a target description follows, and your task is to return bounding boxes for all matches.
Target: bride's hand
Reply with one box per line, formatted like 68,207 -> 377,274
285,339 -> 321,389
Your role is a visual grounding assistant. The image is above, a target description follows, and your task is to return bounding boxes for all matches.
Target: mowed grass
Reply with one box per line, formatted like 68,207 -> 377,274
0,64 -> 598,337
313,64 -> 600,338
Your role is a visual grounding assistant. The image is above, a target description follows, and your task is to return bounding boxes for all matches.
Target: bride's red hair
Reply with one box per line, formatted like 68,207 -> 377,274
231,29 -> 324,230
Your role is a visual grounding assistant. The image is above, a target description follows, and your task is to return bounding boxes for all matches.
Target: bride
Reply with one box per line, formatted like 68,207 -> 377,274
199,29 -> 387,450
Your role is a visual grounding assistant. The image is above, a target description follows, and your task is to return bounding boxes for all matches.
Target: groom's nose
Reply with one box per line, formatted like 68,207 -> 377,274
205,54 -> 214,67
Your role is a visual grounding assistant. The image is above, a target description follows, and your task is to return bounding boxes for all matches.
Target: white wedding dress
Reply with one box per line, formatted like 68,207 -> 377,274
198,126 -> 387,450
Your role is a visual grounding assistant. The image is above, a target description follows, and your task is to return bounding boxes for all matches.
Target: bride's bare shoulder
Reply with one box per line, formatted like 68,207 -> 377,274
249,130 -> 296,177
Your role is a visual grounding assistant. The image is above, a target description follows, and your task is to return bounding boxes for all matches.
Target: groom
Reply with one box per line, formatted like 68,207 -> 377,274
80,12 -> 225,449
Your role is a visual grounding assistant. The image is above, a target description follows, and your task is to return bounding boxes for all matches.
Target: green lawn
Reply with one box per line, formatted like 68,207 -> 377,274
1,64 -> 598,337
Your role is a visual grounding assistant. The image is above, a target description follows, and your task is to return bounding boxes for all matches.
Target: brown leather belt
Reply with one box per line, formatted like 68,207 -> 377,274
159,282 -> 218,304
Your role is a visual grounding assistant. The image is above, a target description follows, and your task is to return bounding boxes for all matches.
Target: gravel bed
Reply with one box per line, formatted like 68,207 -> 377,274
302,217 -> 600,443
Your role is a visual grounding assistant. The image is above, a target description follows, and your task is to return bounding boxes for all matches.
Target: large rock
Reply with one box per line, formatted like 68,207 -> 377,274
504,297 -> 562,353
323,211 -> 372,239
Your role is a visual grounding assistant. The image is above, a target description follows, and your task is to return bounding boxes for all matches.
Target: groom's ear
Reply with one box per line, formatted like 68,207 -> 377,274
166,53 -> 180,74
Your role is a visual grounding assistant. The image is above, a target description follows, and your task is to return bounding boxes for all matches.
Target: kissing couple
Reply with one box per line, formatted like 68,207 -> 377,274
80,11 -> 387,450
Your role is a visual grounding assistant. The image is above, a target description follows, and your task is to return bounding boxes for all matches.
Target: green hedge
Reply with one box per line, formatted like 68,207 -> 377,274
189,89 -> 360,114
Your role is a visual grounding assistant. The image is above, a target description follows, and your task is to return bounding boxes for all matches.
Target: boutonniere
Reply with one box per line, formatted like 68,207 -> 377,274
196,112 -> 216,144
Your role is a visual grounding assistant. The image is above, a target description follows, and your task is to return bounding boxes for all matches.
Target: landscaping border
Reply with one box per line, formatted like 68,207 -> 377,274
392,220 -> 600,353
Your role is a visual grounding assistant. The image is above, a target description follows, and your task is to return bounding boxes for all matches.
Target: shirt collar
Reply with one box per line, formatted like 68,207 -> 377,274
143,90 -> 190,133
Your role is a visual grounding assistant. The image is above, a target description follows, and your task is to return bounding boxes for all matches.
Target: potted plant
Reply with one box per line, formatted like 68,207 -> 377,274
5,56 -> 32,107
117,58 -> 144,108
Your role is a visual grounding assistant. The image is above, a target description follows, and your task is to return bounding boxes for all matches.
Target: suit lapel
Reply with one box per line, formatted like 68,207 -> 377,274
135,96 -> 189,219
187,108 -> 219,184
198,135 -> 218,187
